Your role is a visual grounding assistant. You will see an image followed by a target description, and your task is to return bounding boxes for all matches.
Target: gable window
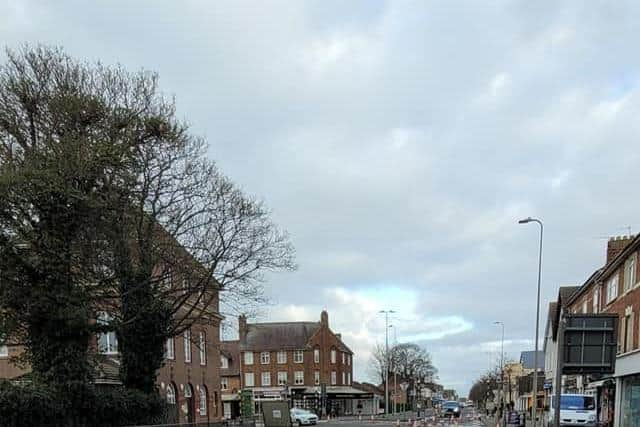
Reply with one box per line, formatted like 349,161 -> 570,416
221,377 -> 228,391
184,330 -> 191,363
625,256 -> 637,292
244,352 -> 254,365
199,386 -> 208,416
313,348 -> 320,363
221,355 -> 229,369
244,372 -> 255,387
294,371 -> 304,385
331,371 -> 336,385
314,371 -> 320,385
261,372 -> 271,386
330,349 -> 336,364
261,351 -> 270,364
199,332 -> 207,365
97,312 -> 118,354
165,337 -> 175,360
593,287 -> 600,314
277,371 -> 287,385
294,350 -> 304,363
277,350 -> 287,364
606,275 -> 619,304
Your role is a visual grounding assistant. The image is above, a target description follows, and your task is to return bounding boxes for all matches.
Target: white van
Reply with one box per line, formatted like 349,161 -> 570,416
547,394 -> 597,427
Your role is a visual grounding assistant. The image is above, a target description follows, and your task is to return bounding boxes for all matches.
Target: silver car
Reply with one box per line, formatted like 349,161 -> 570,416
290,408 -> 318,426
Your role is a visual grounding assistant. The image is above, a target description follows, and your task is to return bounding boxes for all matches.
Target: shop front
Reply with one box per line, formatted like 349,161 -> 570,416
614,350 -> 640,427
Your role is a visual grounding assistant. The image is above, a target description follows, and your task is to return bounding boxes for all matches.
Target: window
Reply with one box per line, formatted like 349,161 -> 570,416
244,352 -> 254,365
625,256 -> 637,292
221,355 -> 229,369
314,371 -> 320,385
0,344 -> 7,358
313,348 -> 320,363
348,355 -> 351,366
165,337 -> 175,359
261,372 -> 271,386
184,330 -> 191,363
166,383 -> 176,404
294,371 -> 304,385
199,332 -> 206,365
342,352 -> 345,364
244,372 -> 255,387
606,275 -> 619,304
97,312 -> 118,354
624,311 -> 634,353
221,377 -> 228,391
593,287 -> 600,314
582,300 -> 588,314
330,349 -> 336,364
347,373 -> 351,385
331,371 -> 336,385
277,371 -> 287,386
277,351 -> 287,364
261,351 -> 270,364
199,386 -> 208,416
294,350 -> 304,363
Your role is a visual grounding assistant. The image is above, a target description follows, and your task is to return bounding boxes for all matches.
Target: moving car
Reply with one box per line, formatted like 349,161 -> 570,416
547,394 -> 596,427
441,401 -> 461,418
290,408 -> 318,426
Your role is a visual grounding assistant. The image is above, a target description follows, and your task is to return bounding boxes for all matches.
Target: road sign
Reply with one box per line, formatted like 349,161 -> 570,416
562,314 -> 618,375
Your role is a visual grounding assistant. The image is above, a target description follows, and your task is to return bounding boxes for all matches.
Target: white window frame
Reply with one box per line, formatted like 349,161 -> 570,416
261,372 -> 271,386
330,349 -> 336,364
313,348 -> 320,363
331,371 -> 337,385
166,383 -> 176,404
294,371 -> 304,385
625,312 -> 634,353
342,352 -> 345,364
277,371 -> 288,386
294,350 -> 304,363
97,312 -> 118,355
582,300 -> 588,314
342,372 -> 345,385
606,275 -> 619,304
221,377 -> 229,391
593,287 -> 600,314
199,387 -> 208,416
625,256 -> 636,292
277,350 -> 287,364
184,330 -> 191,363
347,372 -> 351,385
221,355 -> 229,369
244,352 -> 254,365
261,351 -> 270,364
0,344 -> 7,358
199,332 -> 206,366
314,371 -> 320,385
165,337 -> 175,360
244,372 -> 255,387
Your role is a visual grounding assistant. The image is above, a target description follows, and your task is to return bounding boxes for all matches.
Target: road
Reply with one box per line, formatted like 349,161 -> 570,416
320,408 -> 486,427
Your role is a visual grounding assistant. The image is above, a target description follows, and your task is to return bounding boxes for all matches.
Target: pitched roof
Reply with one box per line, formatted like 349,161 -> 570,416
221,340 -> 240,376
352,381 -> 383,396
566,268 -> 604,306
241,322 -> 321,351
519,350 -> 544,370
559,286 -> 580,306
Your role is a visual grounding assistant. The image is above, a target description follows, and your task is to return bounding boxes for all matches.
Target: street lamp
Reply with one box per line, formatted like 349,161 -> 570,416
519,217 -> 543,427
389,324 -> 398,415
380,310 -> 395,415
494,321 -> 505,420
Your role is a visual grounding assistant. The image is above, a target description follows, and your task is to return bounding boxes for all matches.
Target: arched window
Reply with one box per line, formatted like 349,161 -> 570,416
199,385 -> 208,416
166,383 -> 176,404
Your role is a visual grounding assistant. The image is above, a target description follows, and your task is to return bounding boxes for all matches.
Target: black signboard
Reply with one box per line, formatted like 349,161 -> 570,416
562,314 -> 618,375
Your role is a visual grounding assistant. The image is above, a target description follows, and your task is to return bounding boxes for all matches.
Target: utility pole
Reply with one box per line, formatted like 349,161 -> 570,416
380,310 -> 395,415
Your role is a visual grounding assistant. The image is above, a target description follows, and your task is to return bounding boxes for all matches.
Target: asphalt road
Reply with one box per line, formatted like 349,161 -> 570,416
321,408 -> 486,427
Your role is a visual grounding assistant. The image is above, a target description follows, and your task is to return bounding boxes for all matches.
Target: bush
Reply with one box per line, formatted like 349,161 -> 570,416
0,380 -> 166,427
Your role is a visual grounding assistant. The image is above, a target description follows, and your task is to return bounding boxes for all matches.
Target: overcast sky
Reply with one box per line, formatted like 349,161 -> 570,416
3,0 -> 640,396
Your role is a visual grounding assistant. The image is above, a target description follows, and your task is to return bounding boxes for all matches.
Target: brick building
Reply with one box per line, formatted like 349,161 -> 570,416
227,310 -> 371,417
220,340 -> 242,419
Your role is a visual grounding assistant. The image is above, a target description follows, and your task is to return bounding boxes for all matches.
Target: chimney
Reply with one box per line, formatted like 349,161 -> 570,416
321,310 -> 329,328
335,333 -> 342,340
238,314 -> 248,340
606,235 -> 635,264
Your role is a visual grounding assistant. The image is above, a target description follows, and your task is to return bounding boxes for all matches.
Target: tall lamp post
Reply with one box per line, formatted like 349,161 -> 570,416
519,217 -> 543,427
390,324 -> 398,415
380,310 -> 395,415
494,321 -> 505,420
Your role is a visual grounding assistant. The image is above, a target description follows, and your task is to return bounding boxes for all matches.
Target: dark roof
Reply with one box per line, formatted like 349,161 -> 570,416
241,322 -> 321,351
519,351 -> 544,370
352,381 -> 383,395
221,340 -> 240,377
558,286 -> 580,306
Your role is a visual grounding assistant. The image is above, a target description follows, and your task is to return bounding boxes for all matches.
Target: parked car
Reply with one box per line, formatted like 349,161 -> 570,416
290,408 -> 319,426
547,394 -> 596,427
441,401 -> 461,418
